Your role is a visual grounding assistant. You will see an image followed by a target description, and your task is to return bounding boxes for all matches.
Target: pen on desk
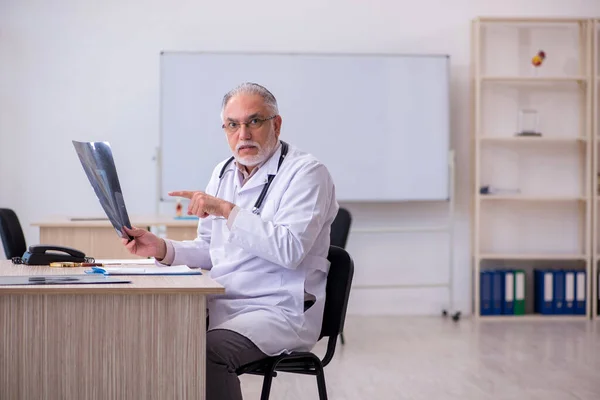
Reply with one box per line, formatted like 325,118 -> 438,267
49,262 -> 104,267
49,262 -> 76,267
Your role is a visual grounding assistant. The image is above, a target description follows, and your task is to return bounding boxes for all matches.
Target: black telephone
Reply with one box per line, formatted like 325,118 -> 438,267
13,245 -> 92,265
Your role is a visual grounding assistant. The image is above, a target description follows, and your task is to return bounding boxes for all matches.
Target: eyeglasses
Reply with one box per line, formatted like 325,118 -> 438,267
222,115 -> 277,134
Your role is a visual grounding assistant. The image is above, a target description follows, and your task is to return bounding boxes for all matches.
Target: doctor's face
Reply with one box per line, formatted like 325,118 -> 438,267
222,94 -> 282,168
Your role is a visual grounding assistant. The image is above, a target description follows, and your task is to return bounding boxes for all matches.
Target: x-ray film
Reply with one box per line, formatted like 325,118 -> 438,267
72,141 -> 132,240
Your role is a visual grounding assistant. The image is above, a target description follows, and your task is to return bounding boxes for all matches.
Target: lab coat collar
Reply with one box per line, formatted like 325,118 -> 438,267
236,141 -> 283,193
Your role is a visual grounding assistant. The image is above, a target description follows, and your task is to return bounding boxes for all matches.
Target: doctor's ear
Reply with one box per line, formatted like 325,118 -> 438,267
274,115 -> 282,135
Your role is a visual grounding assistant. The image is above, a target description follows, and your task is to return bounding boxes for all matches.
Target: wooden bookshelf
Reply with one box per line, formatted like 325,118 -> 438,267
472,17 -> 594,320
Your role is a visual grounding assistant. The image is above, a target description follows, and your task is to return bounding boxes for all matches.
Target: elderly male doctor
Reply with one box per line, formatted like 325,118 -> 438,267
123,82 -> 339,400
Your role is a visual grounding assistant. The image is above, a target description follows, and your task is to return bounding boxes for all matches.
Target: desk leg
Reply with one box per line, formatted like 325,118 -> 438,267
1,293 -> 206,400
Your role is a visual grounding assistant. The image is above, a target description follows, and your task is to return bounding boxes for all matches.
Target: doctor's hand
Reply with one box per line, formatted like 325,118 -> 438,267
169,190 -> 235,219
121,226 -> 167,260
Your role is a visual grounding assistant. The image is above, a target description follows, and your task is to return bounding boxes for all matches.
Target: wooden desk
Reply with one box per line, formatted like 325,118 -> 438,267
0,260 -> 223,399
32,216 -> 199,259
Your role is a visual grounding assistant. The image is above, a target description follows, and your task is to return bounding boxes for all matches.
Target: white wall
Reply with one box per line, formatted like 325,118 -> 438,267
1,0 -> 599,316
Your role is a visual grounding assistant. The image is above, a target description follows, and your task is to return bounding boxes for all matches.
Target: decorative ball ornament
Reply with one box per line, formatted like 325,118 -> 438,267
531,50 -> 546,67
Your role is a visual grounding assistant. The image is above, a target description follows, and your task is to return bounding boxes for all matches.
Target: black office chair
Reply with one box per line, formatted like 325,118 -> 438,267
236,245 -> 354,400
330,208 -> 352,249
330,207 -> 352,344
0,208 -> 27,260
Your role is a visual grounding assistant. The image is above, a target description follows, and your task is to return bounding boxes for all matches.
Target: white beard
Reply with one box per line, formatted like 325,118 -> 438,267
235,132 -> 278,167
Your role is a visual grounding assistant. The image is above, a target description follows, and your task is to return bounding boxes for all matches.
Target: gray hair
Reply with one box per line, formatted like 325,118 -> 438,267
220,82 -> 279,120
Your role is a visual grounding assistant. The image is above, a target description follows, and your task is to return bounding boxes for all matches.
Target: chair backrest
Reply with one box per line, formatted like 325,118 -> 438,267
330,208 -> 352,249
319,245 -> 354,366
0,208 -> 27,259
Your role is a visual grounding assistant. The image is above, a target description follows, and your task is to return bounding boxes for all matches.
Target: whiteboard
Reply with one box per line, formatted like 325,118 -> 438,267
160,52 -> 450,201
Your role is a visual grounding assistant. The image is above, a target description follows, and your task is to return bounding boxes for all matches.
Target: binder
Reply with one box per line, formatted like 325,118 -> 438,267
513,270 -> 525,315
564,270 -> 575,314
503,270 -> 515,315
535,270 -> 553,315
491,270 -> 504,315
574,270 -> 586,315
553,270 -> 565,314
480,271 -> 493,316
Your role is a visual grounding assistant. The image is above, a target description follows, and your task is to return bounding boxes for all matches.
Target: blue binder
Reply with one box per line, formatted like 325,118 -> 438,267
502,270 -> 515,315
535,269 -> 554,315
491,270 -> 504,315
564,270 -> 575,314
480,271 -> 493,316
574,270 -> 586,315
553,270 -> 565,314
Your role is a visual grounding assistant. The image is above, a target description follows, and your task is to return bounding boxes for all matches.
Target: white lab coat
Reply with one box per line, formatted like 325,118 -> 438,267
161,142 -> 338,356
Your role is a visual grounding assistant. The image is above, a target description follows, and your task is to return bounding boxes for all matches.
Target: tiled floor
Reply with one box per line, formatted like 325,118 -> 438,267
240,316 -> 600,399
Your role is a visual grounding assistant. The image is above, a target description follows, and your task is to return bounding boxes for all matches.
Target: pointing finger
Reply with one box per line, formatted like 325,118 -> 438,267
169,191 -> 196,199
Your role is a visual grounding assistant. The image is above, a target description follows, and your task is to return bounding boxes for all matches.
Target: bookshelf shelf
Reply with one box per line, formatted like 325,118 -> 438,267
472,17 -> 594,319
478,136 -> 587,143
476,17 -> 587,24
478,253 -> 588,261
481,76 -> 588,83
479,195 -> 587,202
478,315 -> 589,321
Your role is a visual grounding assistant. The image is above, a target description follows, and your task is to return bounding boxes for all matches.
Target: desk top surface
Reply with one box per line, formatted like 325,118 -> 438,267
0,261 -> 224,295
32,215 -> 199,228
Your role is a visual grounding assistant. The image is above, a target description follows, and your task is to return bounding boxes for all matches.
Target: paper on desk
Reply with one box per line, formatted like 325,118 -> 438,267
87,265 -> 201,275
94,258 -> 156,265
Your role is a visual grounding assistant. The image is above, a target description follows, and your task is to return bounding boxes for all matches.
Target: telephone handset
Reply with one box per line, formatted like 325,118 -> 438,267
13,245 -> 93,265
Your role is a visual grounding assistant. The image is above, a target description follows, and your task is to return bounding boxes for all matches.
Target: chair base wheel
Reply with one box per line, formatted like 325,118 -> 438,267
442,310 -> 461,322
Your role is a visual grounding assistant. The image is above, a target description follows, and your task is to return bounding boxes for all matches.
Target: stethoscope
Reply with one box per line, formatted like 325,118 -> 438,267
215,141 -> 289,215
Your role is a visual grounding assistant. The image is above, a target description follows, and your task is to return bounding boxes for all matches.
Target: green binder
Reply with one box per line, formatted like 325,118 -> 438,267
514,269 -> 525,315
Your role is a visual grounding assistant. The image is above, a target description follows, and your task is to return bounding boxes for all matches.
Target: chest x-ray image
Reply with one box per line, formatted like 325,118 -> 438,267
72,140 -> 132,240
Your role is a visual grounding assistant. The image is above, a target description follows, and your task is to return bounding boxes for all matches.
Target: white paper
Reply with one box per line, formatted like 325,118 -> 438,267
565,272 -> 574,301
93,265 -> 198,275
544,273 -> 553,302
95,258 -> 156,265
577,272 -> 586,301
515,272 -> 525,300
505,272 -> 514,301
